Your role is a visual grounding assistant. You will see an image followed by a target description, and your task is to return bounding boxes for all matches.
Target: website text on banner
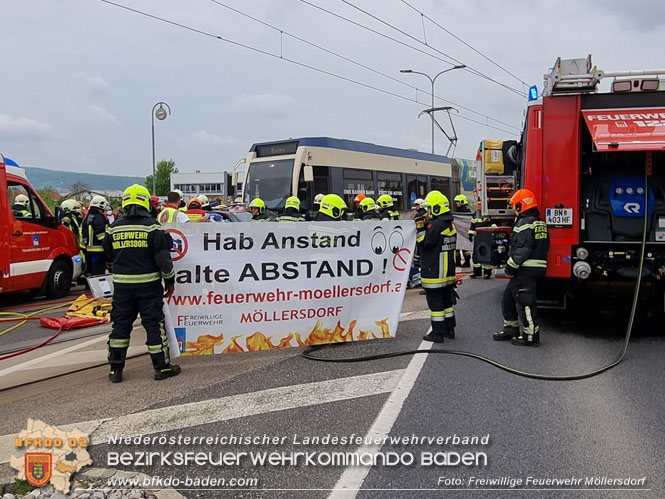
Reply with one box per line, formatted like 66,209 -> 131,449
163,221 -> 415,355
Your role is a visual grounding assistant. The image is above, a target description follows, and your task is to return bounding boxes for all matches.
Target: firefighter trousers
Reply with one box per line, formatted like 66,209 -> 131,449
501,273 -> 539,336
424,285 -> 456,334
84,250 -> 106,276
108,281 -> 170,372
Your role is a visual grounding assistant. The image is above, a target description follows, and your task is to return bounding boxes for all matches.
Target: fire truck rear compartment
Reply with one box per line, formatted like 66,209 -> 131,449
580,150 -> 665,279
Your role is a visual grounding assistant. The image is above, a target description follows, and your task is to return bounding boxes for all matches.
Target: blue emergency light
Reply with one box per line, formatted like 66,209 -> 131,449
528,85 -> 538,101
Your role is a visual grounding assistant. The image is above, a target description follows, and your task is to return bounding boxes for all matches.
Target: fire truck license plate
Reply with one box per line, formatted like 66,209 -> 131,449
546,208 -> 573,226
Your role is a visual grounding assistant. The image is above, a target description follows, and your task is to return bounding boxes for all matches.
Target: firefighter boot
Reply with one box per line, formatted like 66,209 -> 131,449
443,328 -> 455,339
511,331 -> 540,347
483,268 -> 493,279
493,326 -> 518,341
423,331 -> 444,343
109,368 -> 123,383
471,264 -> 482,279
154,364 -> 182,381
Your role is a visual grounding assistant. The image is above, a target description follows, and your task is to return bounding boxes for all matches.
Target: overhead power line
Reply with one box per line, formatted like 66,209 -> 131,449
400,0 -> 529,88
336,0 -> 527,97
96,0 -> 520,137
208,0 -> 519,131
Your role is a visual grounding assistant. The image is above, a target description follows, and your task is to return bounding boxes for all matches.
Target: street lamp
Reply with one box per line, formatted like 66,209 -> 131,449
400,65 -> 465,154
151,101 -> 171,195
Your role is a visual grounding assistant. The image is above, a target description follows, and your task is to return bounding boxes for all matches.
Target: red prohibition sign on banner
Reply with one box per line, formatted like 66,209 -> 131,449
392,247 -> 411,272
166,228 -> 188,262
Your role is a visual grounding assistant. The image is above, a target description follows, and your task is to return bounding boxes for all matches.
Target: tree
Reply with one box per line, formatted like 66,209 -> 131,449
146,159 -> 178,196
68,181 -> 90,199
37,185 -> 59,213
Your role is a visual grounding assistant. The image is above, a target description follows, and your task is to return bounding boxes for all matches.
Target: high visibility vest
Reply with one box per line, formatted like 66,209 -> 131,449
159,207 -> 178,224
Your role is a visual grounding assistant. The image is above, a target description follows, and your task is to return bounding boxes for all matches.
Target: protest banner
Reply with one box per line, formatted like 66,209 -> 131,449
163,221 -> 415,355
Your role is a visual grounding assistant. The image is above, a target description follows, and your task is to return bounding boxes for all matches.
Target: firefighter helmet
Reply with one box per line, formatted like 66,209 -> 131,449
196,194 -> 209,207
510,188 -> 538,213
89,195 -> 109,210
249,197 -> 266,214
174,189 -> 184,199
319,194 -> 347,219
359,197 -> 376,213
454,194 -> 469,206
285,196 -> 300,210
14,194 -> 29,207
423,190 -> 450,216
121,184 -> 150,210
413,198 -> 425,207
353,193 -> 366,206
60,199 -> 79,213
377,194 -> 394,209
150,195 -> 160,209
187,198 -> 203,210
314,193 -> 325,205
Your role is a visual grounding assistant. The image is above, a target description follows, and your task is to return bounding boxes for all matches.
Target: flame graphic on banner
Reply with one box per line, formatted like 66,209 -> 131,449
183,319 -> 390,355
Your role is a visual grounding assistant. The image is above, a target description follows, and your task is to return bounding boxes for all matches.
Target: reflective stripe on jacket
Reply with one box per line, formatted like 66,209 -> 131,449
506,208 -> 549,277
418,213 -> 457,288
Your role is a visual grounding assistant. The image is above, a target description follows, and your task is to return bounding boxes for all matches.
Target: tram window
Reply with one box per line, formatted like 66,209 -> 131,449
377,171 -> 404,211
343,168 -> 375,207
431,176 -> 451,202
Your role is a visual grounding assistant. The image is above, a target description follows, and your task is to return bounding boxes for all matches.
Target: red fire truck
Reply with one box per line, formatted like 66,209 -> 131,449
479,56 -> 665,311
0,154 -> 83,298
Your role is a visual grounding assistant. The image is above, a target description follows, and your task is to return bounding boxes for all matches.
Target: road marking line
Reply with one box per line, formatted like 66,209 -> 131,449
0,369 -> 403,463
328,336 -> 433,499
0,335 -> 108,378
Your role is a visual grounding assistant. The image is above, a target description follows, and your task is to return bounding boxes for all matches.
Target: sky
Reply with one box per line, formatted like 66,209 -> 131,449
2,0 -> 664,178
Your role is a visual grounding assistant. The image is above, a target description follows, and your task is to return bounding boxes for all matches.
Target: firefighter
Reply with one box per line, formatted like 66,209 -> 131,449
494,188 -> 549,346
359,197 -> 380,220
150,196 -> 161,219
81,195 -> 109,276
352,193 -> 366,220
12,194 -> 32,218
60,199 -> 82,242
305,193 -> 325,221
277,196 -> 304,222
453,194 -> 471,268
468,207 -> 493,279
418,190 -> 457,342
315,194 -> 347,221
249,198 -> 271,221
185,199 -> 208,221
159,191 -> 191,224
377,194 -> 401,220
103,184 -> 179,383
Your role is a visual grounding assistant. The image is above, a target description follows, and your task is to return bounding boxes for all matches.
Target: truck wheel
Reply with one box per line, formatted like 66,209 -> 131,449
46,260 -> 72,298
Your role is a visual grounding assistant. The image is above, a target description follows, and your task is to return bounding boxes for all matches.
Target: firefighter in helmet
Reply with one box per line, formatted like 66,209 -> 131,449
468,203 -> 493,279
305,193 -> 325,221
494,188 -> 549,346
103,184 -> 179,383
81,195 -> 109,276
277,197 -> 304,222
315,194 -> 347,221
12,194 -> 32,218
352,193 -> 366,220
418,190 -> 457,342
359,197 -> 380,220
60,199 -> 83,245
453,194 -> 472,268
185,198 -> 208,221
249,198 -> 270,221
377,194 -> 401,220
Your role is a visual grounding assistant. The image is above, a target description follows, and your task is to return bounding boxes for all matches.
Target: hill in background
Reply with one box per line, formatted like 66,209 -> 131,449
23,166 -> 144,192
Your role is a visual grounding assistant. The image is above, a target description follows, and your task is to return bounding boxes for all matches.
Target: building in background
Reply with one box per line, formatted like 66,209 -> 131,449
171,170 -> 234,204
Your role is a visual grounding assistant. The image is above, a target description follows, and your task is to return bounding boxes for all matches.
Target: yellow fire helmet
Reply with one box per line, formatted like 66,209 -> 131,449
60,199 -> 79,213
14,194 -> 29,207
249,197 -> 266,214
454,194 -> 469,205
377,194 -> 394,209
359,197 -> 376,213
423,190 -> 450,216
122,184 -> 151,210
319,194 -> 347,219
285,196 -> 300,210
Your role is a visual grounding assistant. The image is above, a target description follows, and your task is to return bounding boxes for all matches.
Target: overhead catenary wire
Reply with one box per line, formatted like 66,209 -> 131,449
399,0 -> 529,89
97,0 -> 520,135
335,0 -> 527,97
208,0 -> 520,132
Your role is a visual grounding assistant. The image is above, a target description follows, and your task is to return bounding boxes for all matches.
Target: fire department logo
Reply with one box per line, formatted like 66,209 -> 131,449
25,453 -> 52,487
